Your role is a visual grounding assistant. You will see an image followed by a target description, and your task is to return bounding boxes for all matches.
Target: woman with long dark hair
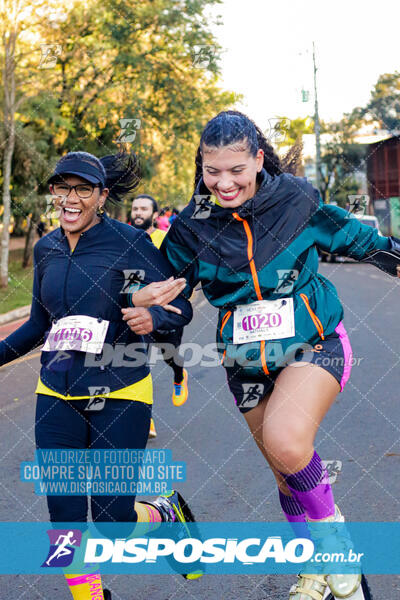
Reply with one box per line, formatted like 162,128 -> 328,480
125,110 -> 400,600
0,150 -> 198,600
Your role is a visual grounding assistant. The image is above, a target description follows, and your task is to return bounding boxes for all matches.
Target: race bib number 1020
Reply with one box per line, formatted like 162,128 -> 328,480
233,298 -> 295,344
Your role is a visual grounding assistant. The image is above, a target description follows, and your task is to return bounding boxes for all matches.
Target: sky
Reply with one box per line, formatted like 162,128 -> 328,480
209,0 -> 400,131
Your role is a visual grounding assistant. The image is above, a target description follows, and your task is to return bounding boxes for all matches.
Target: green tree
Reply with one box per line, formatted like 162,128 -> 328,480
275,116 -> 314,148
20,0 -> 236,206
330,176 -> 360,209
363,71 -> 400,133
3,0 -> 236,274
0,0 -> 66,284
318,115 -> 365,205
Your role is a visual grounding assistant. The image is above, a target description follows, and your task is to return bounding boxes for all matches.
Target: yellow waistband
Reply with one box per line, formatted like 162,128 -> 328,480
35,373 -> 153,404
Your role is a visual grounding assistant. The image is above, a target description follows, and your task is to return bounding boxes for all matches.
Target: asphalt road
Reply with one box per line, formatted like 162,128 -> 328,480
0,262 -> 399,599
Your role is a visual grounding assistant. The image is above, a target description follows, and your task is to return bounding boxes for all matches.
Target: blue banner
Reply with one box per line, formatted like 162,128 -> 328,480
0,522 -> 399,575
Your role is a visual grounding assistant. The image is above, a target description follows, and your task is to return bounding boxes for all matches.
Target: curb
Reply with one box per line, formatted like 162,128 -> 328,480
0,305 -> 30,326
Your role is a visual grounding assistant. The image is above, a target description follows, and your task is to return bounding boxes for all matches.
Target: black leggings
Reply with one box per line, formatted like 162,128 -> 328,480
147,329 -> 184,383
35,394 -> 151,523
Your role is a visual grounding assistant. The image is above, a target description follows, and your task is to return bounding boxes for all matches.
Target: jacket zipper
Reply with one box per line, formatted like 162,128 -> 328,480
220,310 -> 232,365
299,293 -> 325,340
63,244 -> 73,394
232,213 -> 269,375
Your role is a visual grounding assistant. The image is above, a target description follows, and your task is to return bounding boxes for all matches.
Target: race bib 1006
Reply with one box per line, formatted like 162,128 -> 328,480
43,315 -> 109,355
233,299 -> 295,344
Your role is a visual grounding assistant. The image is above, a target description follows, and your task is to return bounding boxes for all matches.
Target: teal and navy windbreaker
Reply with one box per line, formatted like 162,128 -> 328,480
161,169 -> 392,376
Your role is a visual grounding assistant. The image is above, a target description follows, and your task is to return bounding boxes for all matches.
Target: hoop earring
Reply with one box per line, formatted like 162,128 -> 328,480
97,205 -> 105,216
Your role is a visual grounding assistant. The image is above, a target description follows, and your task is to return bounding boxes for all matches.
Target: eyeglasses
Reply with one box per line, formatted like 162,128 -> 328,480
51,183 -> 99,199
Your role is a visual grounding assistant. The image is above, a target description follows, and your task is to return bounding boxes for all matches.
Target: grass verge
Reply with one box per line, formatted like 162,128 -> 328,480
0,249 -> 33,315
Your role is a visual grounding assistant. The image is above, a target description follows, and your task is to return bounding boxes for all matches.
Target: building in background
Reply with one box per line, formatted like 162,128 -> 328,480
278,125 -> 400,233
366,136 -> 400,236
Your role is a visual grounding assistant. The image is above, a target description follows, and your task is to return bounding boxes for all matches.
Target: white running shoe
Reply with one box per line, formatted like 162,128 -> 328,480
310,505 -> 362,599
289,573 -> 329,599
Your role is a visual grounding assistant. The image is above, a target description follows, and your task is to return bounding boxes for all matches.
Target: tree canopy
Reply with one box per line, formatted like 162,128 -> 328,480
0,0 -> 237,279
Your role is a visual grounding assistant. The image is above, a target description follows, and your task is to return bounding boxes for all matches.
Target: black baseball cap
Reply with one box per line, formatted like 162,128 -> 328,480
48,152 -> 106,187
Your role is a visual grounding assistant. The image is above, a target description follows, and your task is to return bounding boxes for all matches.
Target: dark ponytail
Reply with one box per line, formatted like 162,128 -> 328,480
194,110 -> 283,189
100,151 -> 141,204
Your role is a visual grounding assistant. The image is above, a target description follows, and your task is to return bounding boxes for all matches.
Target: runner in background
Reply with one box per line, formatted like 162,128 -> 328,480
169,208 -> 179,225
130,194 -> 189,439
130,194 -> 166,249
156,208 -> 170,231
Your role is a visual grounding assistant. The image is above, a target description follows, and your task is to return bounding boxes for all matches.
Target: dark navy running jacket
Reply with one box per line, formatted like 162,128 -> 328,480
0,215 -> 192,395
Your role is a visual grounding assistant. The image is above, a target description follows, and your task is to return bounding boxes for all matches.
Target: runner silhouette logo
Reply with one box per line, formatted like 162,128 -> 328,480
116,118 -> 141,143
240,383 -> 265,408
192,195 -> 212,219
322,460 -> 343,484
85,397 -> 106,411
275,270 -> 299,294
42,529 -> 82,568
121,269 -> 145,294
39,44 -> 62,69
347,194 -> 369,217
46,350 -> 74,372
85,387 -> 110,411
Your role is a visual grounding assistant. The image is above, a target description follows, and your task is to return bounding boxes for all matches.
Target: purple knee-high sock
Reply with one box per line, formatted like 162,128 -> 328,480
280,451 -> 335,520
279,490 -> 310,538
279,489 -> 306,522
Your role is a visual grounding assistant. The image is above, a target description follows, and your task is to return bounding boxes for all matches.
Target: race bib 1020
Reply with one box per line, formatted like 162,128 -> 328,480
233,299 -> 295,344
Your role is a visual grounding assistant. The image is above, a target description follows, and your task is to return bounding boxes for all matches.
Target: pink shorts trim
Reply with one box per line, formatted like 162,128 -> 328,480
334,321 -> 353,391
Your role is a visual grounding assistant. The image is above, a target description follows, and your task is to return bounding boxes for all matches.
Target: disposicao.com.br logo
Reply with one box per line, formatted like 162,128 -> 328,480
42,529 -> 83,568
84,536 -> 314,566
2,521 -> 397,575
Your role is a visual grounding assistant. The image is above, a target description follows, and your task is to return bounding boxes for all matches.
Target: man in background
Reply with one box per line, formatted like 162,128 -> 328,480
130,195 -> 189,439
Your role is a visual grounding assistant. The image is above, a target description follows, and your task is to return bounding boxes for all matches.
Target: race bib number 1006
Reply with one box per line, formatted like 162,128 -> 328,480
43,315 -> 109,355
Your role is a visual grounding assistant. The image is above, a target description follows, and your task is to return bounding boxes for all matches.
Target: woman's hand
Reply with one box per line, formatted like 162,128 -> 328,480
122,307 -> 154,335
397,265 -> 400,278
127,277 -> 186,314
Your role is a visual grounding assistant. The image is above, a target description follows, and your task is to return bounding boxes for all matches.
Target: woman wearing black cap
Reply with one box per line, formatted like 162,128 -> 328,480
0,151 -> 198,600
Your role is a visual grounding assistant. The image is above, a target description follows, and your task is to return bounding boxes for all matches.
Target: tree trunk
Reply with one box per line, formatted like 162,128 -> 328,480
1,28 -> 17,288
0,146 -> 13,287
22,214 -> 36,268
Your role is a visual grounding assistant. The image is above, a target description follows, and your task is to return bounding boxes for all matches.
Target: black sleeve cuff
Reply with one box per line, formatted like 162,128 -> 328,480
361,237 -> 400,276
